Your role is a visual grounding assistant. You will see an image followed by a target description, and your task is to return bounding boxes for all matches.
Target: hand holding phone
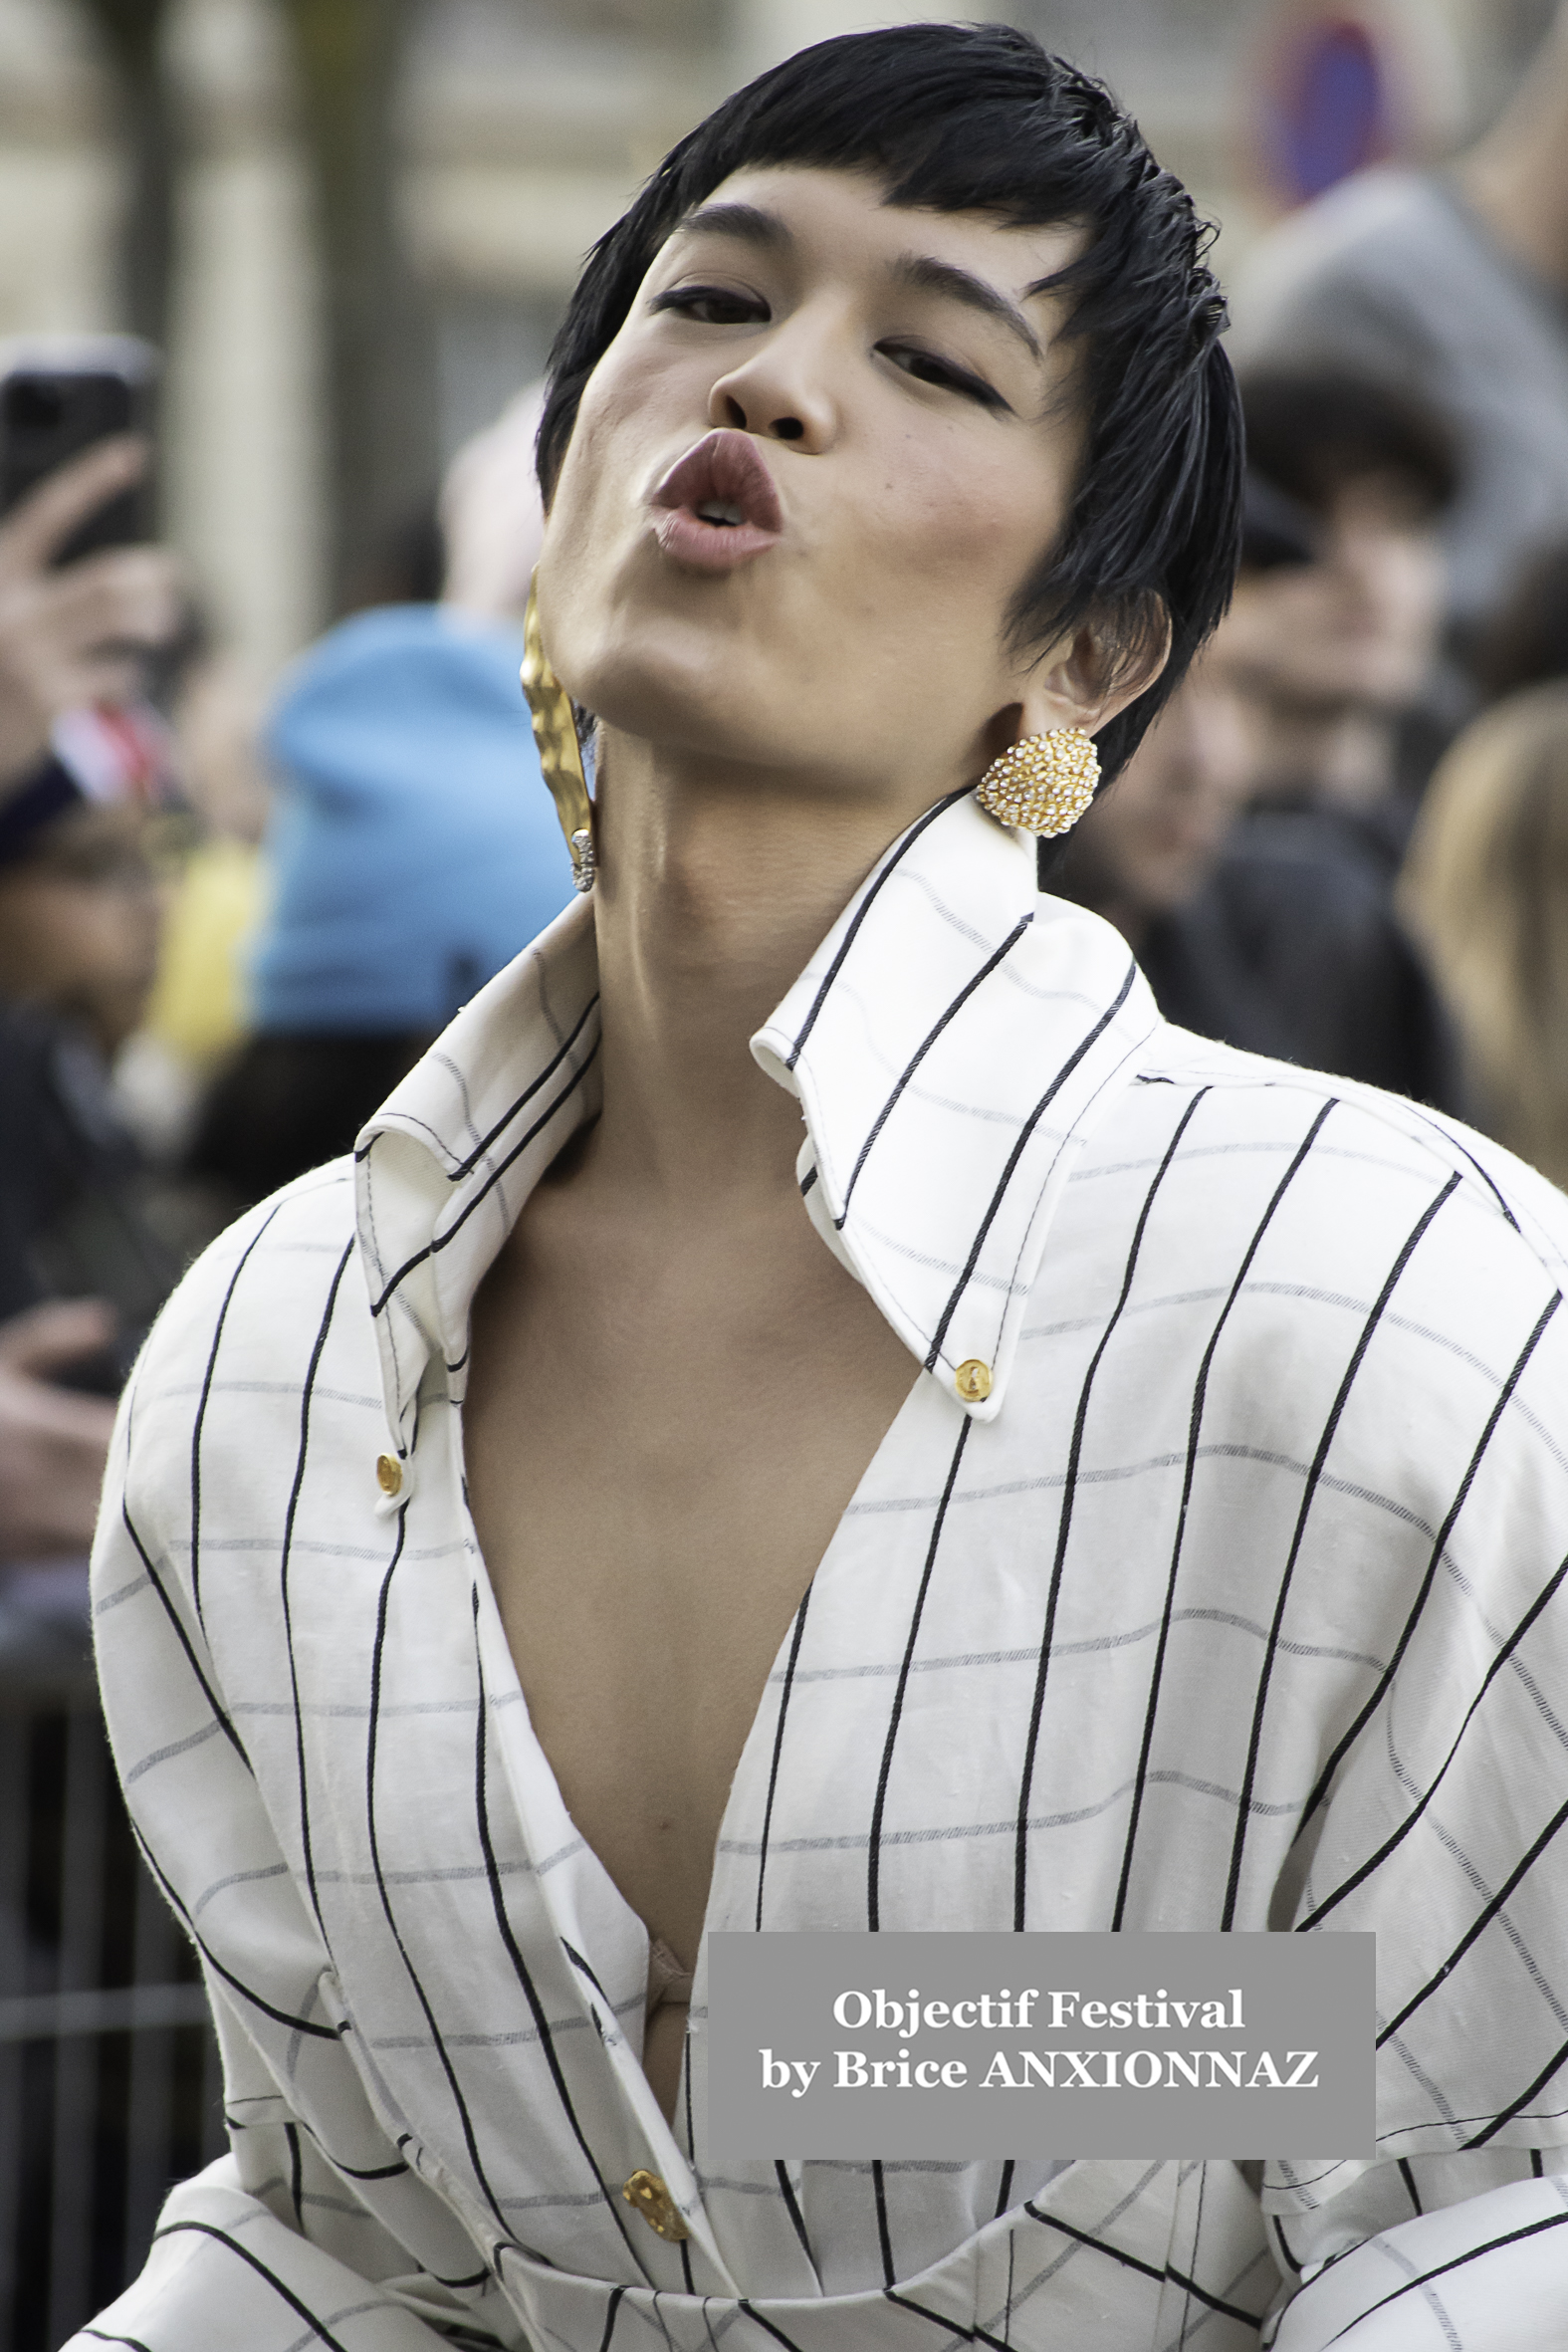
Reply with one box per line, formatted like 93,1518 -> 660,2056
0,436 -> 182,793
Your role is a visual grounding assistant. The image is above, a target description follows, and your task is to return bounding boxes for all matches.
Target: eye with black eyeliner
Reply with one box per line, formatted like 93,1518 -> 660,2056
650,284 -> 770,327
879,342 -> 1009,410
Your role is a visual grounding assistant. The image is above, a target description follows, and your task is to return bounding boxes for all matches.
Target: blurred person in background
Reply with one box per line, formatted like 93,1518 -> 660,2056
186,602 -> 575,1210
1229,0 -> 1568,650
1203,367 -> 1460,1103
440,379 -> 547,622
1226,367 -> 1456,839
1060,371 -> 1462,1105
1056,643 -> 1460,1103
111,624 -> 273,1164
0,435 -> 179,1573
1401,683 -> 1568,1187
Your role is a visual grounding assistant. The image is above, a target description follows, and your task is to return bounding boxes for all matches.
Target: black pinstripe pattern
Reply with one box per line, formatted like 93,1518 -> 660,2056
82,791 -> 1568,2348
117,1490 -> 251,1771
281,1239 -> 356,1941
1319,2206 -> 1568,2343
1294,1289 -> 1564,1844
1220,1173 -> 1462,1926
1114,1100 -> 1338,1926
364,1532 -> 515,2240
834,915 -> 1033,1224
1300,1542 -> 1568,1931
1012,1084 -> 1210,1930
355,989 -> 600,1184
783,789 -> 971,1070
190,1200 -> 286,1627
151,2221 -> 355,2348
866,1418 -> 973,1932
129,1821 -> 336,2041
469,1593 -> 645,2268
756,1588 -> 813,1932
926,962 -> 1139,1371
367,1037 -> 600,1318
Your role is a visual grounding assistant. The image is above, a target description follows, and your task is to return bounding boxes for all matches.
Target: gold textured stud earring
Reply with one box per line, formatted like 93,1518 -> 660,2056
975,726 -> 1100,837
521,577 -> 596,892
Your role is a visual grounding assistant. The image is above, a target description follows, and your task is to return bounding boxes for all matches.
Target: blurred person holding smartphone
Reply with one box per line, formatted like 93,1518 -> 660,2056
0,345 -> 182,1569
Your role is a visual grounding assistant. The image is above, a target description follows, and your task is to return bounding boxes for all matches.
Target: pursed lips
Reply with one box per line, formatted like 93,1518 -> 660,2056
649,428 -> 785,572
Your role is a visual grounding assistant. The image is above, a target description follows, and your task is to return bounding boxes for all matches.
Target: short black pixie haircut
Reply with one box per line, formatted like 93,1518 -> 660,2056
538,21 -> 1241,789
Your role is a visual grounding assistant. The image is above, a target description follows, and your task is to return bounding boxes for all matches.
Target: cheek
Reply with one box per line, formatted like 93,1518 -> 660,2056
861,433 -> 1062,594
553,335 -> 698,525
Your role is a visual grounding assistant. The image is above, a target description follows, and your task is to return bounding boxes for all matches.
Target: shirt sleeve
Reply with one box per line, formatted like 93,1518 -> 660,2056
1248,1170 -> 1568,2342
1266,2168 -> 1568,2347
63,2155 -> 478,2352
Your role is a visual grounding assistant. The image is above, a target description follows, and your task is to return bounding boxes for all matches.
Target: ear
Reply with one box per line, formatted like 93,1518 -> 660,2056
999,603 -> 1173,754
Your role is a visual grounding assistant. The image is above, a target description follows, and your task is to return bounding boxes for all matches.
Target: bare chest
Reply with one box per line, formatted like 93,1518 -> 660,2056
462,1193 -> 916,1975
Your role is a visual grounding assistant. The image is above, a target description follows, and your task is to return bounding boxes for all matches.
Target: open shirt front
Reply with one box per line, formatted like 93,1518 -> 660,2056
81,792 -> 1568,2351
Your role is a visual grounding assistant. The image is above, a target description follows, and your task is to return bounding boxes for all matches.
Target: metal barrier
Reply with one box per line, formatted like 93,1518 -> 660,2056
0,1562 -> 223,2350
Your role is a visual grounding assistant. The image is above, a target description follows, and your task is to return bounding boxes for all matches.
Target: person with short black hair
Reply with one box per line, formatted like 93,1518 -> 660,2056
80,27 -> 1568,2352
1055,370 -> 1464,1106
1241,370 -> 1459,526
1224,368 -> 1457,823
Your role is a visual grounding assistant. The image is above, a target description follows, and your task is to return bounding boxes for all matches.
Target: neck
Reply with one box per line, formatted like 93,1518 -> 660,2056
581,733 -> 928,1216
1456,9 -> 1568,291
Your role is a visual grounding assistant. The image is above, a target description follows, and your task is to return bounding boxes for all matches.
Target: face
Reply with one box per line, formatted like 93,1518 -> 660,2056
1062,664 -> 1253,926
0,807 -> 164,1057
536,167 -> 1105,820
1221,472 -> 1445,722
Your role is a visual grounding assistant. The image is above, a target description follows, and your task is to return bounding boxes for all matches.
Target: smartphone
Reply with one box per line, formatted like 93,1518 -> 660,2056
0,335 -> 159,564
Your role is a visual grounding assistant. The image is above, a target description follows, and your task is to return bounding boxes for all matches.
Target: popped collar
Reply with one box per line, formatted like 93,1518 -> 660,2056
355,791 -> 1156,1469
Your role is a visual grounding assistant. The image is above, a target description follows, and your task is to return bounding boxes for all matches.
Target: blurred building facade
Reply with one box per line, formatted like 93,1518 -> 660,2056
0,0 -> 1554,681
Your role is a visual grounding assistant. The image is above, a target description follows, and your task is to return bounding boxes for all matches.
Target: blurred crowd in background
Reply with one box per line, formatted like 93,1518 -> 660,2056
9,0 -> 1568,2334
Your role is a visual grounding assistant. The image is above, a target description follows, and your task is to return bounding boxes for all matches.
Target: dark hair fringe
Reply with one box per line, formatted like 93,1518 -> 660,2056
1240,366 -> 1459,521
537,21 -> 1242,789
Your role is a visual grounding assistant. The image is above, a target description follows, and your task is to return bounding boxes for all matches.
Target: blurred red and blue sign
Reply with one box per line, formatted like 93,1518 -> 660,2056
1240,2 -> 1451,214
1263,16 -> 1394,202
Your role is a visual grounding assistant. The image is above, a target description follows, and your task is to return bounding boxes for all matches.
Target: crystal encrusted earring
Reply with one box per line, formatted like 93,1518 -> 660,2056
976,726 -> 1099,836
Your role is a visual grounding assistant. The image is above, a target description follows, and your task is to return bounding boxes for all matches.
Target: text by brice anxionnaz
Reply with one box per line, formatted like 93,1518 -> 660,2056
758,1983 -> 1322,2098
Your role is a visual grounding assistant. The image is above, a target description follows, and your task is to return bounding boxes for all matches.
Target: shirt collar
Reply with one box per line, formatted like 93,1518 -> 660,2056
354,789 -> 1159,1455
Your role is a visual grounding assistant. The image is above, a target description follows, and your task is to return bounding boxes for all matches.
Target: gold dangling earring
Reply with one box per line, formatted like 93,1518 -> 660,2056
521,576 -> 595,892
975,726 -> 1099,838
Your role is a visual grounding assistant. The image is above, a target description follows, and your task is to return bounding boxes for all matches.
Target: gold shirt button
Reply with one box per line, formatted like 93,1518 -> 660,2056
955,1358 -> 993,1404
622,2169 -> 689,2240
375,1454 -> 403,1497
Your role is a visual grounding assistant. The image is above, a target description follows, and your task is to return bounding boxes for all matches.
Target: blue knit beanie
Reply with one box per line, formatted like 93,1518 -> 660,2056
250,605 -> 575,1034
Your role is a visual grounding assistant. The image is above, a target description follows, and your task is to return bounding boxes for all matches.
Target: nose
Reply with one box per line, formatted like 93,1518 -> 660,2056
706,313 -> 838,452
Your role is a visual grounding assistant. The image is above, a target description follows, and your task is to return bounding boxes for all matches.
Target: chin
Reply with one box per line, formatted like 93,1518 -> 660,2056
596,668 -> 795,772
565,608 -> 799,766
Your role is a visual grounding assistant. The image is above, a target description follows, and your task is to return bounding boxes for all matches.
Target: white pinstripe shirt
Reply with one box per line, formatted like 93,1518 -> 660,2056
78,792 -> 1568,2352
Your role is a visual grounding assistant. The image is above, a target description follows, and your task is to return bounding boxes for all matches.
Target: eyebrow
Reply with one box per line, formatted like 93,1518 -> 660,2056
672,202 -> 1047,364
891,253 -> 1044,360
675,200 -> 792,252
